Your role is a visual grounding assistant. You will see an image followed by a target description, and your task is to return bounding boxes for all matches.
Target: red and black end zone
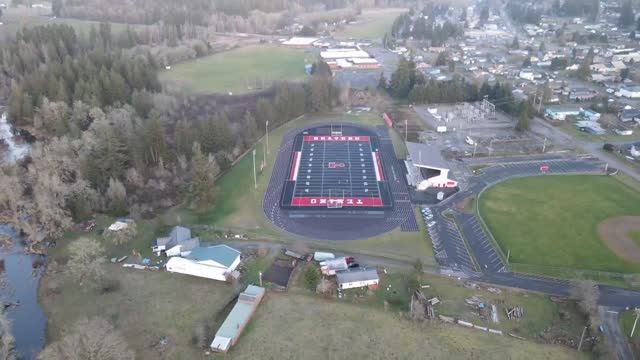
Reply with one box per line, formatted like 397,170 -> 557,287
280,124 -> 393,210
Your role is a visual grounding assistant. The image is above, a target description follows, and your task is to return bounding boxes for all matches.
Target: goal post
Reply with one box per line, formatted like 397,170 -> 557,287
327,189 -> 345,209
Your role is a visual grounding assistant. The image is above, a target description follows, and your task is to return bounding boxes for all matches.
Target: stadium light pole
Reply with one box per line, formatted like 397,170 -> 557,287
252,149 -> 257,189
266,120 -> 270,155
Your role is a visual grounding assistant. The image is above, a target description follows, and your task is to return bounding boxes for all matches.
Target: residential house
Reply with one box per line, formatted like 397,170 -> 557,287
579,109 -> 601,121
165,245 -> 241,281
619,84 -> 640,99
545,106 -> 581,120
619,108 -> 640,123
336,269 -> 380,290
152,226 -> 200,257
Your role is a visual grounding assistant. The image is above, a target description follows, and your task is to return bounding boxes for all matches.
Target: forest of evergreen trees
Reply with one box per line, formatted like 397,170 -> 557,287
0,23 -> 339,250
390,11 -> 463,46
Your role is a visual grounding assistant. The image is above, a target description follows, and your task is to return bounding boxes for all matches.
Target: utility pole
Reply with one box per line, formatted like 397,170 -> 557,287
542,137 -> 547,153
259,271 -> 263,287
604,163 -> 609,174
405,119 -> 408,142
577,326 -> 587,351
631,310 -> 640,338
266,120 -> 270,154
473,142 -> 478,158
507,250 -> 510,264
252,149 -> 257,189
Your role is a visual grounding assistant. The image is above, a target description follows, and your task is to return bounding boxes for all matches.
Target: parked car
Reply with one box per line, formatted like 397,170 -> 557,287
345,256 -> 355,264
427,221 -> 437,228
348,263 -> 360,269
424,214 -> 433,220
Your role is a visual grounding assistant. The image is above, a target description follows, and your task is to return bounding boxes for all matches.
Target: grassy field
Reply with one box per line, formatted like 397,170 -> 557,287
230,292 -> 587,359
336,8 -> 407,39
170,111 -> 434,263
479,175 -> 640,274
159,45 -> 309,95
0,7 -> 145,38
39,265 -> 238,360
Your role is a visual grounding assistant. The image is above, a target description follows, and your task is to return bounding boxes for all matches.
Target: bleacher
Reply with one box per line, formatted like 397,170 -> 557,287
404,160 -> 422,188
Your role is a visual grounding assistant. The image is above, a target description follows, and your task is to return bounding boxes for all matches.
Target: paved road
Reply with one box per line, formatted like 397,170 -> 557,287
600,307 -> 634,360
532,117 -> 640,182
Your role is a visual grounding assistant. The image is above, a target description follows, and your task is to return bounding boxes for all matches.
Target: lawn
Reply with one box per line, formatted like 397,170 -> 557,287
0,7 -> 146,37
170,111 -> 434,263
230,292 -> 586,359
158,45 -> 309,95
335,8 -> 408,39
479,175 -> 640,274
39,265 -> 238,360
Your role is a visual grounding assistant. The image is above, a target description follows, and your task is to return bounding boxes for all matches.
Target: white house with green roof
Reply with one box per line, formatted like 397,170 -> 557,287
165,245 -> 241,281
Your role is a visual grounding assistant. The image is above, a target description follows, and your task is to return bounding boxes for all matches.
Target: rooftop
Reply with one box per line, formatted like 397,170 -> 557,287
336,269 -> 379,284
187,245 -> 240,268
406,142 -> 449,170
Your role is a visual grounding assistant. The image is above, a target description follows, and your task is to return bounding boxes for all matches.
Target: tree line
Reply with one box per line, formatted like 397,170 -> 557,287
390,12 -> 463,46
383,57 -> 533,130
0,24 -> 339,251
506,0 -> 542,25
2,24 -> 160,128
50,0 -> 351,26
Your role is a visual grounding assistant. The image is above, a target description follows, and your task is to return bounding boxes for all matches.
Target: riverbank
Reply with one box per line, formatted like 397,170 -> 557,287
0,225 -> 46,359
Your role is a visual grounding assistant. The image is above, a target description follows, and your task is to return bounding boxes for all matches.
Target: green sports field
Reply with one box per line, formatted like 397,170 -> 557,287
336,8 -> 407,39
159,45 -> 309,95
479,175 -> 640,274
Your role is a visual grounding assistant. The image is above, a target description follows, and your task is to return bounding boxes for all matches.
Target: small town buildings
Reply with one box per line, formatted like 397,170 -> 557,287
165,245 -> 241,281
210,285 -> 265,353
619,108 -> 640,123
152,226 -> 200,257
321,258 -> 348,275
569,87 -> 597,101
579,108 -> 601,121
281,37 -> 318,48
619,84 -> 640,99
336,269 -> 380,290
544,106 -> 581,121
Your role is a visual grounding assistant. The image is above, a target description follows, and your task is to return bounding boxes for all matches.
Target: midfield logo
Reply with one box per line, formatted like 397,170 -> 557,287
328,162 -> 346,169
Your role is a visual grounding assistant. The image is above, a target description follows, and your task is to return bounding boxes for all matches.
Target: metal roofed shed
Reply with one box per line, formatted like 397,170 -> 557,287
186,245 -> 240,268
336,269 -> 380,290
406,142 -> 449,171
165,245 -> 241,281
210,285 -> 265,353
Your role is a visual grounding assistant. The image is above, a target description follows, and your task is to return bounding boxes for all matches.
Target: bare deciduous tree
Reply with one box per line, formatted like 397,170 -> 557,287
67,238 -> 106,288
570,280 -> 600,331
39,317 -> 134,360
0,311 -> 16,360
104,223 -> 137,245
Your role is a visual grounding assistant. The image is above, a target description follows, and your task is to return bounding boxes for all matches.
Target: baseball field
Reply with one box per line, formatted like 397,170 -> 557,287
479,175 -> 640,274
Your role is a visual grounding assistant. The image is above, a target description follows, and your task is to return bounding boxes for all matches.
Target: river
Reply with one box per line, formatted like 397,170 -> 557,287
0,226 -> 46,359
0,111 -> 42,359
0,112 -> 30,163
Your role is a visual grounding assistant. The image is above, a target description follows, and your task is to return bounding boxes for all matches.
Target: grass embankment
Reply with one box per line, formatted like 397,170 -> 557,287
335,8 -> 407,39
619,310 -> 640,357
171,111 -> 434,263
479,175 -> 640,274
159,45 -> 309,95
249,266 -> 590,360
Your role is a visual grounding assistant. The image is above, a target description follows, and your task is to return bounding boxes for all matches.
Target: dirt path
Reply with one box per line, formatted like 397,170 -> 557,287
598,216 -> 640,263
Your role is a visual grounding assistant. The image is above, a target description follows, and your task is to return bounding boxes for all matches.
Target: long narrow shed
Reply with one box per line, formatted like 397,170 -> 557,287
210,285 -> 265,353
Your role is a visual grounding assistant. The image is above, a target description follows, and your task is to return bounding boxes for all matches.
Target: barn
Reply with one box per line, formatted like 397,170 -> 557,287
165,245 -> 241,281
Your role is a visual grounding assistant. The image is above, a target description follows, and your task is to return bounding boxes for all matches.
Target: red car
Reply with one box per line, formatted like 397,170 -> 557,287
345,256 -> 355,264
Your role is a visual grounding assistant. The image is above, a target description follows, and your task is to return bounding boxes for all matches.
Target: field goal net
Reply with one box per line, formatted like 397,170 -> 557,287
331,124 -> 343,136
327,189 -> 345,209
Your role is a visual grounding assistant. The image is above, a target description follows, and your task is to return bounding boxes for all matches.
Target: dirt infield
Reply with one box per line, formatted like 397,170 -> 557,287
598,216 -> 640,263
